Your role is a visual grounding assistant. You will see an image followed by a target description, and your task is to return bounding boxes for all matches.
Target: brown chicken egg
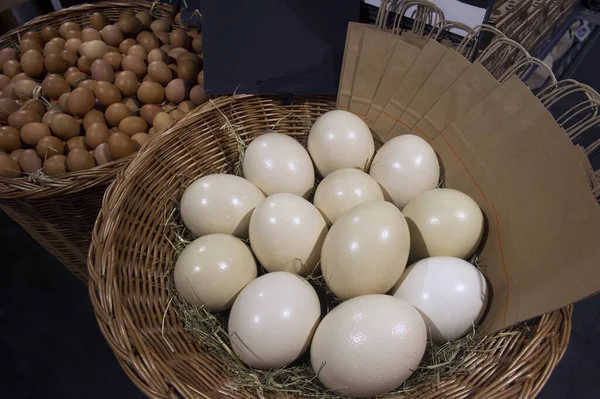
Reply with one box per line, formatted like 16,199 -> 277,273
119,15 -> 143,37
156,32 -> 170,46
0,153 -> 21,177
192,35 -> 203,54
178,52 -> 201,66
170,29 -> 189,48
151,19 -> 170,34
170,109 -> 185,122
161,44 -> 174,54
22,100 -> 45,117
68,87 -> 95,117
79,79 -> 95,90
8,110 -> 41,129
177,59 -> 199,83
85,122 -> 110,149
119,38 -> 137,55
17,149 -> 42,173
128,44 -> 147,60
168,47 -> 188,60
44,53 -> 68,74
63,30 -> 82,41
20,39 -> 42,54
137,31 -> 160,52
119,116 -> 147,136
102,52 -> 122,70
20,50 -> 44,77
42,110 -> 62,126
190,84 -> 209,106
147,61 -> 172,86
10,72 -> 32,84
65,71 -> 88,87
61,50 -> 78,67
49,37 -> 66,50
139,104 -> 162,125
0,74 -> 9,90
137,82 -> 165,104
147,48 -> 168,64
0,98 -> 19,122
59,22 -> 81,38
90,12 -> 110,31
58,92 -> 70,113
94,81 -> 121,106
77,55 -> 93,74
121,55 -> 146,77
91,59 -> 115,82
114,70 -> 139,97
83,109 -> 106,129
10,148 -> 24,162
123,97 -> 140,113
36,135 -> 64,158
108,132 -> 136,159
41,26 -> 60,43
131,132 -> 149,148
105,102 -> 132,126
0,126 -> 21,151
0,48 -> 17,71
43,40 -> 64,56
101,25 -> 124,47
66,135 -> 90,152
14,79 -> 38,101
51,113 -> 80,139
65,66 -> 80,75
43,154 -> 67,175
80,40 -> 107,61
22,31 -> 43,46
93,142 -> 113,165
165,79 -> 189,103
67,148 -> 96,171
20,122 -> 51,146
135,10 -> 152,29
152,112 -> 175,133
3,60 -> 22,78
2,83 -> 16,100
64,38 -> 82,53
178,101 -> 195,113
81,27 -> 102,42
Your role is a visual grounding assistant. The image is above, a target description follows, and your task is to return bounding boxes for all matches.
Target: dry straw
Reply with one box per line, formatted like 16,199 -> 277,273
89,95 -> 572,399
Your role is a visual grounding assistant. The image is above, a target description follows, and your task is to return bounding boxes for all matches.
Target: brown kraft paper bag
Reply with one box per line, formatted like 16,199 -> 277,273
371,40 -> 449,142
427,77 -> 600,333
336,23 -> 367,110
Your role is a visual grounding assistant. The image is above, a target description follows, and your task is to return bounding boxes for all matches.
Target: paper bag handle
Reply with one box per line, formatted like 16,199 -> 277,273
476,38 -> 530,78
498,56 -> 557,85
428,20 -> 473,44
391,0 -> 445,36
563,105 -> 600,142
457,24 -> 506,59
376,0 -> 402,29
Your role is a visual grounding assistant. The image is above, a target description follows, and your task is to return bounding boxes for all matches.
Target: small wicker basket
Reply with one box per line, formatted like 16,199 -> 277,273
89,95 -> 572,399
0,1 -> 178,283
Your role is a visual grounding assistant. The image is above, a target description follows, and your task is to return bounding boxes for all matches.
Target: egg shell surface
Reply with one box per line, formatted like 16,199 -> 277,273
402,188 -> 484,261
180,174 -> 265,238
307,110 -> 374,177
228,271 -> 321,369
242,133 -> 315,198
369,134 -> 439,209
392,256 -> 488,342
314,168 -> 384,225
249,193 -> 328,276
310,294 -> 426,398
174,234 -> 257,312
321,200 -> 410,299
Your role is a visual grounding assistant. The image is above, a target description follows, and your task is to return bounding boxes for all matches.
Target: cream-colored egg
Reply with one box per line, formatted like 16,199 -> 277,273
314,168 -> 384,225
228,271 -> 321,369
180,174 -> 265,238
392,256 -> 488,343
321,201 -> 410,300
174,234 -> 257,312
369,134 -> 439,209
310,294 -> 426,398
307,110 -> 374,177
249,193 -> 328,276
242,133 -> 315,198
402,188 -> 484,261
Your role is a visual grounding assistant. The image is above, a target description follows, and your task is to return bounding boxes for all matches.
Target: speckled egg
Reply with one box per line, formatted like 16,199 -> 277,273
310,294 -> 426,398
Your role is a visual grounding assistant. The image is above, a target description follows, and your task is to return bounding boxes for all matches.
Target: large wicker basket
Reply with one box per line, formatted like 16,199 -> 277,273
0,1 -> 177,283
88,95 -> 573,399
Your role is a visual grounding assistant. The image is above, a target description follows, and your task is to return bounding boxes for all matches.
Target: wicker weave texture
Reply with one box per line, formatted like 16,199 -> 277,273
89,95 -> 572,399
0,1 -> 176,283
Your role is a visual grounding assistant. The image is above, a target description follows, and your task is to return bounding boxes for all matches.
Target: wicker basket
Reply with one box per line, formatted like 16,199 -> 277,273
0,1 -> 178,283
89,95 -> 573,399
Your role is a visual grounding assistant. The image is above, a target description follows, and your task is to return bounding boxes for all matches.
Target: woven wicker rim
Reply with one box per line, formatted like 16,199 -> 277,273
89,95 -> 572,399
0,1 -> 178,199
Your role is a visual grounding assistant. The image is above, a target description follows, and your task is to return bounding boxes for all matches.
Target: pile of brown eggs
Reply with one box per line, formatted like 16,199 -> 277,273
0,9 -> 208,178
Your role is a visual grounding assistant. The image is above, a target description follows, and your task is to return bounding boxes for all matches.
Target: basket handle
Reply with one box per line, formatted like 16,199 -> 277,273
498,56 -> 557,85
391,0 -> 445,36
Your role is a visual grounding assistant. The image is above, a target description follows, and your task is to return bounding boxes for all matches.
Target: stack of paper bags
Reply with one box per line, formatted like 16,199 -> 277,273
336,18 -> 600,334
